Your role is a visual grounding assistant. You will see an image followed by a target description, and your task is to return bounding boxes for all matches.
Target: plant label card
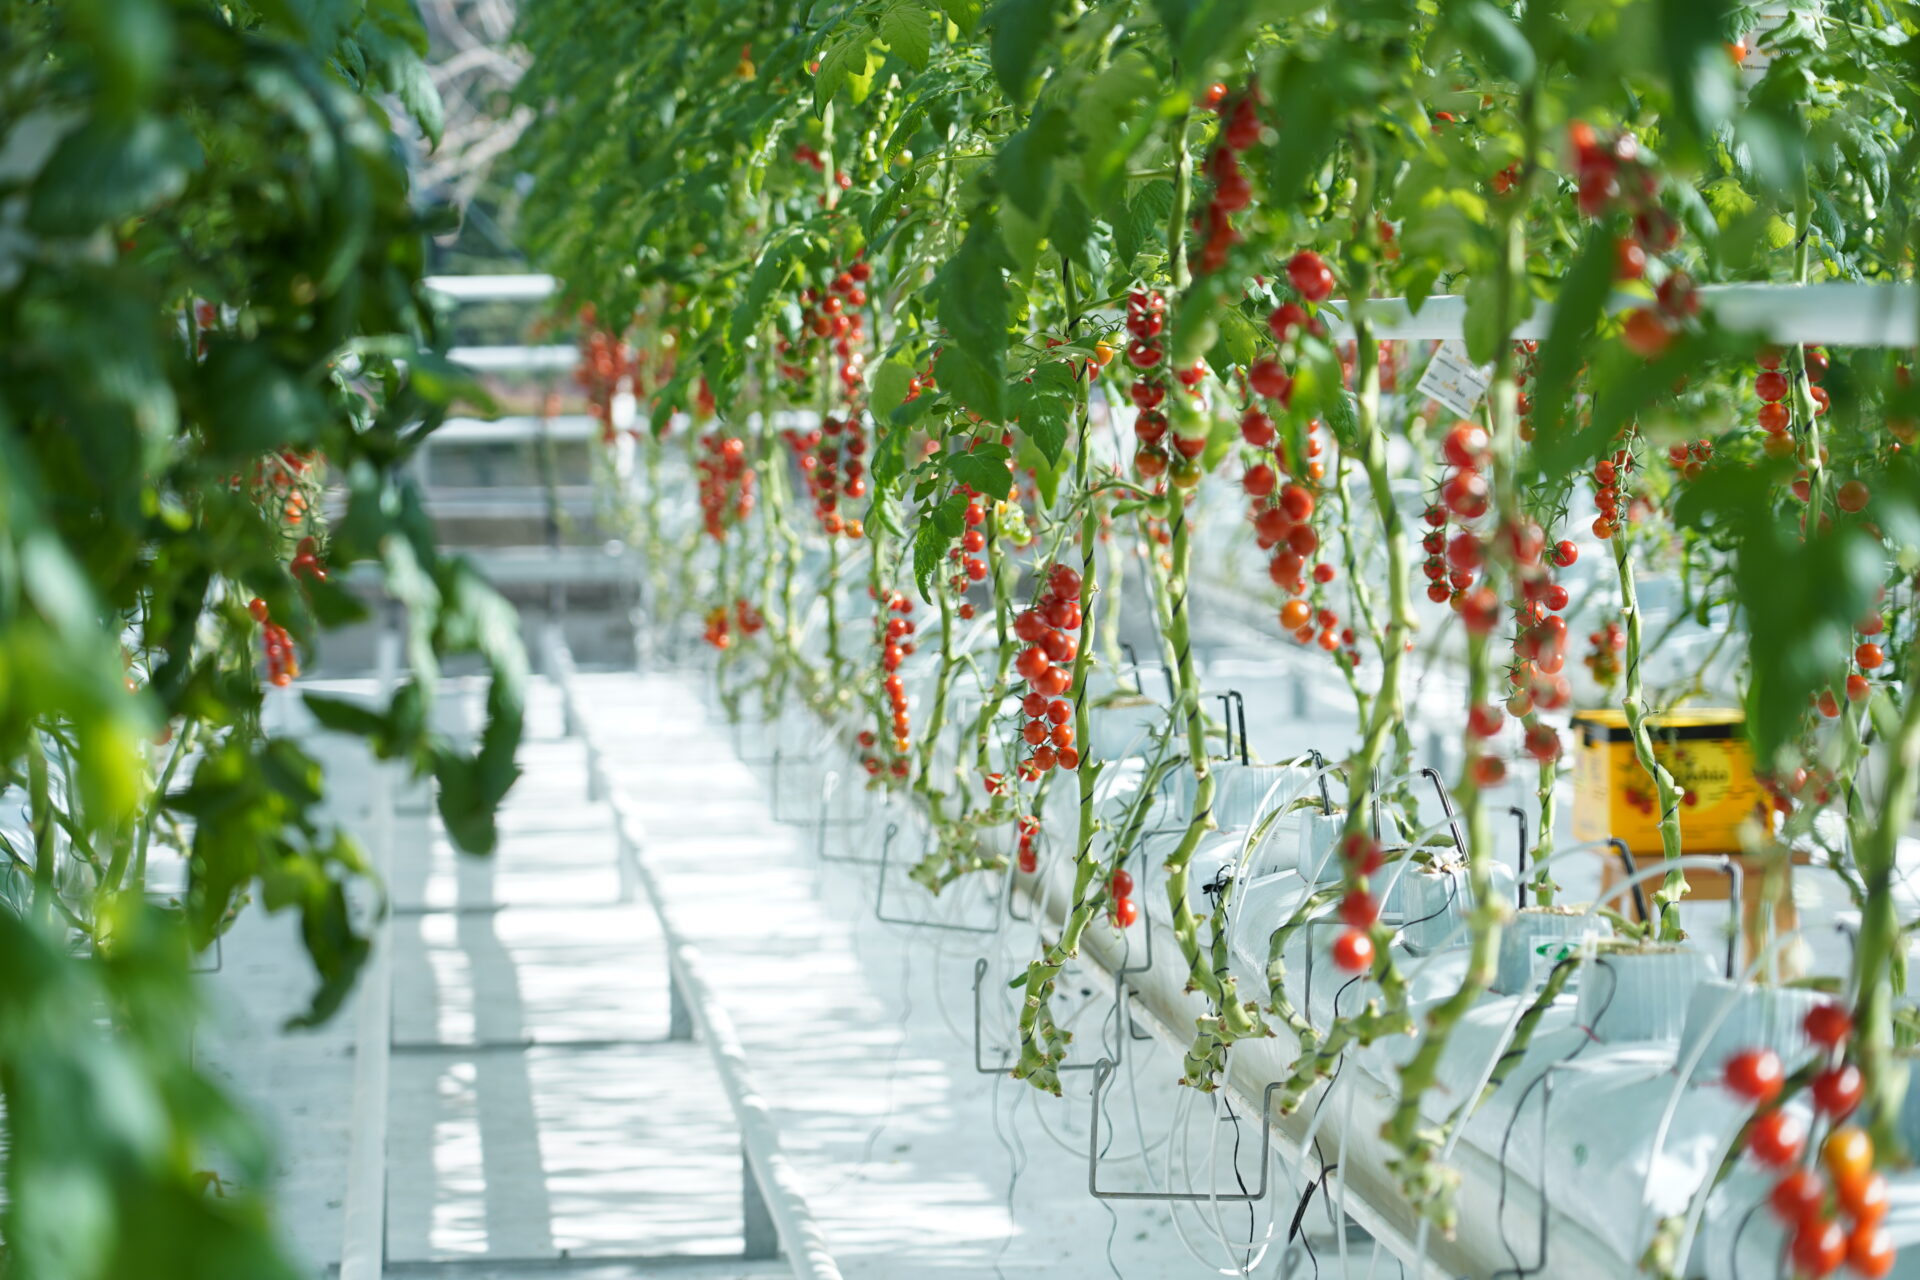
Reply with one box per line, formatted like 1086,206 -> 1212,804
1416,340 -> 1494,418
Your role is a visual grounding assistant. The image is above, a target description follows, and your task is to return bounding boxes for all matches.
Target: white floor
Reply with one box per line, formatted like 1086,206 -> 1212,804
201,671 -> 1383,1279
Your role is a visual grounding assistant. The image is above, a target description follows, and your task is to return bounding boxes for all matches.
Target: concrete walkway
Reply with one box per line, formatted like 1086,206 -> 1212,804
203,670 -> 1377,1279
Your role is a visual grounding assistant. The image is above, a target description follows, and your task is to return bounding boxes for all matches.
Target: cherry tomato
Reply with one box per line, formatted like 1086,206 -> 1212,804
1846,1223 -> 1896,1278
1812,1064 -> 1864,1118
1111,897 -> 1139,928
1791,1217 -> 1846,1278
1837,1169 -> 1888,1228
1748,1110 -> 1806,1167
1109,869 -> 1134,898
1769,1168 -> 1825,1224
1339,889 -> 1378,929
1724,1048 -> 1785,1103
1823,1127 -> 1874,1187
1331,929 -> 1374,973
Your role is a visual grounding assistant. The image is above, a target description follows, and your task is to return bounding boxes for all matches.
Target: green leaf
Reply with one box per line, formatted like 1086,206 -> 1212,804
1657,0 -> 1738,157
988,0 -> 1058,101
879,1 -> 935,70
730,228 -> 807,349
1010,360 -> 1076,466
938,0 -> 983,34
998,107 -> 1069,220
27,114 -> 201,232
933,347 -> 1002,421
1454,1 -> 1536,83
1527,226 -> 1618,478
948,441 -> 1014,500
301,693 -> 391,743
1048,178 -> 1095,266
870,356 -> 917,421
816,35 -> 879,114
1078,51 -> 1161,205
936,218 -> 1009,417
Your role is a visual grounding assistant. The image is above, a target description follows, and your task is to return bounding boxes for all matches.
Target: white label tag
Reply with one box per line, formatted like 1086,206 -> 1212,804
1415,340 -> 1494,418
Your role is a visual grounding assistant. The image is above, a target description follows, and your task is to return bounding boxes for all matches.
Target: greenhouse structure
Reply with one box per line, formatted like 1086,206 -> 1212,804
11,2 -> 1920,1278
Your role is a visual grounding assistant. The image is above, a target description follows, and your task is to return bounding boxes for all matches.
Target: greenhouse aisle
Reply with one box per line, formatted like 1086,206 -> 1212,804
571,666 -> 1384,1280
207,670 -> 1379,1279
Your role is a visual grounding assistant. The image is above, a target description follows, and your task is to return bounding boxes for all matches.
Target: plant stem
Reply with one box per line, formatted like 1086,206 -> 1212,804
1614,533 -> 1688,937
1851,633 -> 1920,1155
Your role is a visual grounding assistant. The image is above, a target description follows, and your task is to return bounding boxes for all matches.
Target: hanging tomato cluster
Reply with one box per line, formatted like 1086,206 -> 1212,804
1126,289 -> 1178,481
1583,618 -> 1629,687
946,481 -> 991,595
696,433 -> 755,540
1194,85 -> 1260,275
1590,442 -> 1638,540
1015,814 -> 1041,874
574,311 -> 634,442
1106,867 -> 1138,928
291,535 -> 328,583
1424,421 -> 1499,633
702,599 -> 764,651
1331,831 -> 1382,973
861,591 -> 917,779
1011,563 -> 1083,778
248,597 -> 298,688
1723,1005 -> 1894,1277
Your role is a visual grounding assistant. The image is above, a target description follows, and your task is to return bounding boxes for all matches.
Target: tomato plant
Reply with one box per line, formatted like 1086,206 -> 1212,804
514,0 -> 1920,1265
0,0 -> 524,1272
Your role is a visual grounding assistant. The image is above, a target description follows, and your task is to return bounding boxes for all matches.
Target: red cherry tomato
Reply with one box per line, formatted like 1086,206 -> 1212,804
1838,1169 -> 1889,1228
1111,897 -> 1139,928
1109,869 -> 1135,898
1724,1048 -> 1785,1103
1812,1063 -> 1864,1118
1769,1168 -> 1825,1224
1339,890 -> 1379,929
1331,929 -> 1374,973
1846,1222 -> 1896,1278
1748,1110 -> 1806,1167
1790,1217 -> 1846,1277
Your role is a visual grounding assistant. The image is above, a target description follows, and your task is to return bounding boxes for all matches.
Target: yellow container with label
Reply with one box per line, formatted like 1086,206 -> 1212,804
1570,708 -> 1761,856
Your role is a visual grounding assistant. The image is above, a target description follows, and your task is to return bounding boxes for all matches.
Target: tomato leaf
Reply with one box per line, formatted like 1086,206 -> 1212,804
879,1 -> 935,71
948,441 -> 1014,501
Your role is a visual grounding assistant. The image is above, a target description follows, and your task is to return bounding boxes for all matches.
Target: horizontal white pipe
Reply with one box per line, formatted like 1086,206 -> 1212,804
1325,282 -> 1918,347
448,344 -> 577,372
424,273 -> 558,302
428,414 -> 599,444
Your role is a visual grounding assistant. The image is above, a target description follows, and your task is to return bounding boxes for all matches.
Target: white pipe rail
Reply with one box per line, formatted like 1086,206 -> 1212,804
422,272 -> 1920,347
448,344 -> 577,372
543,627 -> 844,1280
424,273 -> 558,302
1326,281 -> 1920,347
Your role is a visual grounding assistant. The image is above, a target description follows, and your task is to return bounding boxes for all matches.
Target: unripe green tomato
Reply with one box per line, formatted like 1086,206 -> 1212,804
893,149 -> 913,168
1171,457 -> 1201,489
1304,190 -> 1330,216
1338,177 -> 1357,203
1146,495 -> 1173,518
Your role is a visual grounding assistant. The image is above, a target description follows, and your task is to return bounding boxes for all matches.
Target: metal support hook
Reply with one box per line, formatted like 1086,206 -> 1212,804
874,821 -> 1003,934
1308,749 -> 1335,815
1087,1058 -> 1283,1202
1511,805 -> 1531,908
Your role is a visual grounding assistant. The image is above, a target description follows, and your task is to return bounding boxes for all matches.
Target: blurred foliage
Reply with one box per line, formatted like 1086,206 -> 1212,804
0,0 -> 527,1272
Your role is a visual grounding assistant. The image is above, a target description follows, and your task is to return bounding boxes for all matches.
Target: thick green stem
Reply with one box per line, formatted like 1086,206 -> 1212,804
1851,632 -> 1920,1155
28,731 -> 54,920
1615,534 -> 1688,937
